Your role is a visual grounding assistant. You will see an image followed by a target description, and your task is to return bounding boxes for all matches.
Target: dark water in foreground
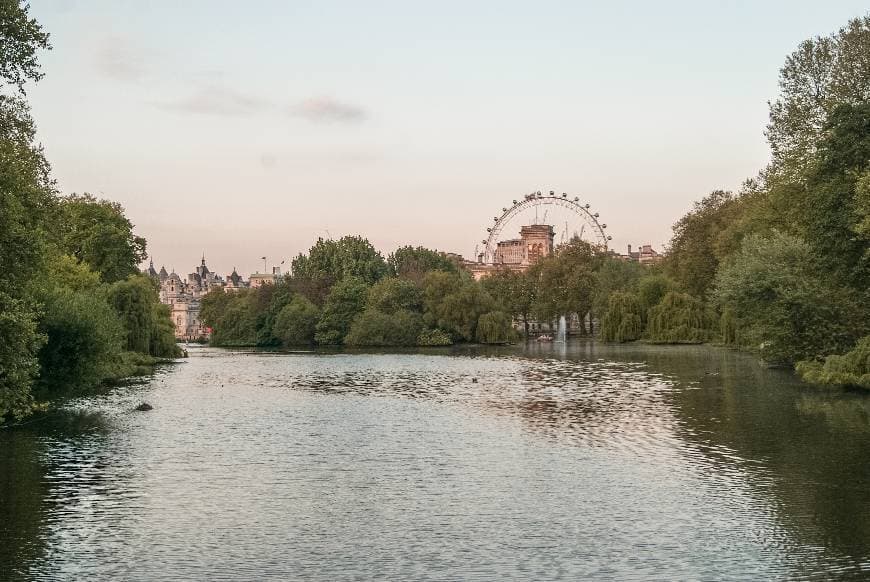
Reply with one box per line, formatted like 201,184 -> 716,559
2,342 -> 870,581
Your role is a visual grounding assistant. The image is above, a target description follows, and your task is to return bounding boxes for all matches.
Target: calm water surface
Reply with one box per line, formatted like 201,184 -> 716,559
3,342 -> 870,581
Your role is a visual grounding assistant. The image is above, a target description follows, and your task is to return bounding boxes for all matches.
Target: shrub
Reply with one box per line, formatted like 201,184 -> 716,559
797,336 -> 870,389
417,329 -> 452,346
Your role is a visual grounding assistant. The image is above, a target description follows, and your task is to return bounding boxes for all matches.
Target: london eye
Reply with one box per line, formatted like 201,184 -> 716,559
480,190 -> 611,264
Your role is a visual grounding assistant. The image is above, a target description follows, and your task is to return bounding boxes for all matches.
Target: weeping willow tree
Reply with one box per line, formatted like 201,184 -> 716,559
720,307 -> 737,346
645,291 -> 715,344
475,311 -> 517,344
600,292 -> 643,342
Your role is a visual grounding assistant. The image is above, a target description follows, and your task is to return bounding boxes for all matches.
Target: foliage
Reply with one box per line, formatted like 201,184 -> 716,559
421,271 -> 493,342
645,291 -> 715,344
665,190 -> 742,298
475,311 -> 517,344
0,0 -> 51,92
767,104 -> 870,290
798,336 -> 870,389
35,286 -> 125,394
592,257 -> 643,316
345,309 -> 423,347
0,291 -> 42,419
766,15 -> 870,181
388,245 -> 458,282
480,268 -> 536,335
0,96 -> 53,296
55,194 -> 147,283
636,274 -> 677,323
417,328 -> 453,346
720,307 -> 737,346
366,277 -> 422,313
291,236 -> 389,286
105,275 -> 180,358
532,239 -> 599,325
314,277 -> 369,345
713,231 -> 864,364
600,292 -> 643,343
272,295 -> 320,346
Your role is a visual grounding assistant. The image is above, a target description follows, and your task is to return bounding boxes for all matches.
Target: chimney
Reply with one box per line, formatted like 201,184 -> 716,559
627,244 -> 632,255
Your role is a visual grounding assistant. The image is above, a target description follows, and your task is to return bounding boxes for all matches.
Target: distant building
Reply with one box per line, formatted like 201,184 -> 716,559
620,244 -> 663,265
466,224 -> 555,280
145,255 -> 226,340
224,268 -> 246,292
249,266 -> 282,288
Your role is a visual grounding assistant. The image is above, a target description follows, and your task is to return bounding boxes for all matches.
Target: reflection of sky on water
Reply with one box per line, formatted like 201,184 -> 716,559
2,344 -> 869,580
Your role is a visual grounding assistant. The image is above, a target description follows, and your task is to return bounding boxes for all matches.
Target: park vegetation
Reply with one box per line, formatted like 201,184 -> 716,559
0,2 -> 179,420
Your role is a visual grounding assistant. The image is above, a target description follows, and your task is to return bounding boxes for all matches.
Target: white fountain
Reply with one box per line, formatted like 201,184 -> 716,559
556,315 -> 567,343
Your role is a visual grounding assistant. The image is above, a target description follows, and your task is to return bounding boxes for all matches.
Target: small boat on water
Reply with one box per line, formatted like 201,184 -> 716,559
536,334 -> 553,342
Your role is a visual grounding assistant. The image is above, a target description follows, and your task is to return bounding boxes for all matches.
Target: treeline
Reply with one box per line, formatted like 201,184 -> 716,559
200,240 -> 521,348
0,4 -> 179,420
602,15 -> 870,388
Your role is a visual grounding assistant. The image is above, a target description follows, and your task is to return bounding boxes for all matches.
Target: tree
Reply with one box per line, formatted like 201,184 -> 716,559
532,239 -> 599,329
475,311 -> 517,344
665,190 -> 744,298
107,275 -> 158,354
645,291 -> 715,344
0,3 -> 50,418
421,271 -> 492,342
345,309 -> 422,347
713,231 -> 864,364
291,236 -> 389,286
55,194 -> 147,283
272,295 -> 320,346
767,104 -> 870,290
481,268 -> 536,336
766,15 -> 870,181
636,274 -> 677,322
314,277 -> 369,345
600,292 -> 643,343
35,286 -> 125,394
592,257 -> 643,317
0,290 -> 42,419
388,246 -> 458,282
366,277 -> 422,313
0,0 -> 50,93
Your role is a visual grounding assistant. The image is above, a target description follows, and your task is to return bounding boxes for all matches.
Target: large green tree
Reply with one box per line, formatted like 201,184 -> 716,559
314,277 -> 370,345
766,15 -> 870,181
388,245 -> 458,283
0,1 -> 50,419
56,194 -> 147,283
291,236 -> 389,286
713,231 -> 864,364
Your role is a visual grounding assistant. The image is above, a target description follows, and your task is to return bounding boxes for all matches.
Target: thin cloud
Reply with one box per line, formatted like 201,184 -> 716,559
96,36 -> 147,81
154,86 -> 272,116
291,97 -> 367,123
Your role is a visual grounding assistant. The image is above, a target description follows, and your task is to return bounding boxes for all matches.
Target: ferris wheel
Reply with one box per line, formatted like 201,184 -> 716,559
480,190 -> 611,264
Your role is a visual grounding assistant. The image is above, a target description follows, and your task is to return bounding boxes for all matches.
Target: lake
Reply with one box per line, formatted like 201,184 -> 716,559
2,342 -> 870,581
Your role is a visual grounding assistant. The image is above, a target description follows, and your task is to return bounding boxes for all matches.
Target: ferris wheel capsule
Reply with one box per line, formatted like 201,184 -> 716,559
585,203 -> 590,208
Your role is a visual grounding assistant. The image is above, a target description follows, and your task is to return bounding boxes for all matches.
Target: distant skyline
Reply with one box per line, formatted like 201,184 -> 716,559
28,1 -> 869,276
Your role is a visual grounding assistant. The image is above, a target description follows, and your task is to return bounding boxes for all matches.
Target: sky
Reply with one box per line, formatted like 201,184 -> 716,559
26,0 -> 869,277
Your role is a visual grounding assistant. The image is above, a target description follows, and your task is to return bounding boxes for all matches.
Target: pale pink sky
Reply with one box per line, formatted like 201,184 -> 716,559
27,1 -> 868,277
